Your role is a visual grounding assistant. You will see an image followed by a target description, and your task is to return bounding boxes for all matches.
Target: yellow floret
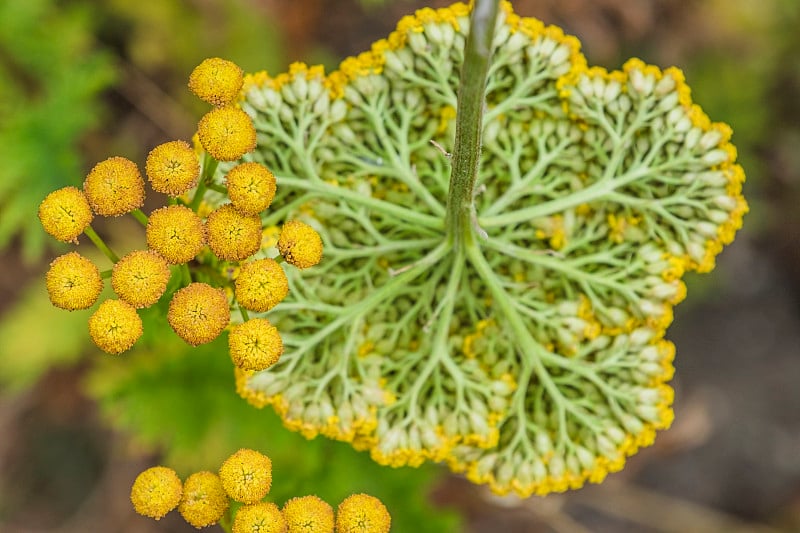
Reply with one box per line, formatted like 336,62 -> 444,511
83,156 -> 145,216
198,107 -> 256,162
229,319 -> 284,371
146,205 -> 206,264
206,204 -> 262,261
167,282 -> 230,346
112,250 -> 171,308
232,502 -> 286,533
335,493 -> 391,533
226,162 -> 277,216
88,299 -> 143,355
234,258 -> 289,312
188,57 -> 244,107
283,495 -> 334,533
219,448 -> 273,504
38,187 -> 94,243
179,471 -> 230,529
146,140 -> 201,197
130,466 -> 183,520
277,220 -> 323,269
46,252 -> 103,311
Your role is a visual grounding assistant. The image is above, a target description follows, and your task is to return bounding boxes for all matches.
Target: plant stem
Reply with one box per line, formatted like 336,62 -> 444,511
181,263 -> 192,286
190,152 -> 219,211
239,305 -> 250,322
131,208 -> 149,227
84,225 -> 119,263
445,0 -> 500,247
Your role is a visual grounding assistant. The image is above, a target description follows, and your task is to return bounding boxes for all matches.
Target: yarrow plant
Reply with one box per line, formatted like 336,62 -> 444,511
130,448 -> 391,532
38,57 -> 323,374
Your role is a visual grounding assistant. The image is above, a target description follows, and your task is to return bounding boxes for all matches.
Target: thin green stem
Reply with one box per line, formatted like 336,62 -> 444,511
100,269 -> 112,279
190,152 -> 219,211
84,225 -> 119,263
181,263 -> 192,286
131,209 -> 148,227
445,0 -> 500,246
239,305 -> 250,322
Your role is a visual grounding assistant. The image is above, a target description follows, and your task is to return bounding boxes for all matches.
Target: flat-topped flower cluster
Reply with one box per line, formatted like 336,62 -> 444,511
228,1 -> 746,498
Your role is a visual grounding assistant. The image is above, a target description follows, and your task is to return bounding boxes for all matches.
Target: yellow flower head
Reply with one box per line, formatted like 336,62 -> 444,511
219,448 -> 273,504
38,186 -> 93,243
229,319 -> 283,371
83,156 -> 145,216
206,204 -> 262,261
130,466 -> 183,520
146,140 -> 201,197
277,220 -> 323,269
198,107 -> 256,162
112,250 -> 171,308
335,494 -> 391,533
168,282 -> 230,346
146,205 -> 206,264
282,495 -> 334,533
226,162 -> 277,216
46,252 -> 103,310
234,258 -> 289,312
232,502 -> 287,533
189,57 -> 244,107
88,299 -> 143,355
179,471 -> 230,529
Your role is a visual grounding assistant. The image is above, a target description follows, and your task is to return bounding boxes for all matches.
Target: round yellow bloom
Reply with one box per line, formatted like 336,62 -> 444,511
197,107 -> 256,162
168,282 -> 230,346
226,162 -> 277,215
219,448 -> 273,504
233,502 -> 287,533
130,466 -> 183,520
277,220 -> 323,269
112,250 -> 171,308
335,494 -> 391,533
229,319 -> 283,371
179,471 -> 229,529
38,187 -> 93,243
282,495 -> 334,533
188,57 -> 244,107
88,299 -> 143,355
83,156 -> 145,216
46,252 -> 103,310
146,205 -> 206,264
234,258 -> 289,312
146,140 -> 201,196
206,204 -> 262,261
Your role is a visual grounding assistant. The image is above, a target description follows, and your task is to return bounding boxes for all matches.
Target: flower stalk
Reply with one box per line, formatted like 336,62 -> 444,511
445,0 -> 500,247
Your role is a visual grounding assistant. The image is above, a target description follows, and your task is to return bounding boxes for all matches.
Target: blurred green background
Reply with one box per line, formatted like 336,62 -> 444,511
0,0 -> 798,531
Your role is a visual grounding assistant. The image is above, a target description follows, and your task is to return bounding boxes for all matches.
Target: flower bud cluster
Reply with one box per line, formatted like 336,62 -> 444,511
232,1 -> 743,498
131,448 -> 390,532
38,58 -> 323,371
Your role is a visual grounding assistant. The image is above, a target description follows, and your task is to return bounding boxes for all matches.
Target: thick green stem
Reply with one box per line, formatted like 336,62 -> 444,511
181,263 -> 192,286
445,0 -> 500,246
190,152 -> 219,211
131,208 -> 149,227
84,225 -> 119,263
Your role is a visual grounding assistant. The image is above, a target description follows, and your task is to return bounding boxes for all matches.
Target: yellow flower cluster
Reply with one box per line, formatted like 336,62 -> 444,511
132,449 -> 390,533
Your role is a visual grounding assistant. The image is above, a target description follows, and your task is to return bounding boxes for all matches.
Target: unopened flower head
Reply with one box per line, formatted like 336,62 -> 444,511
38,187 -> 93,243
206,204 -> 262,261
146,205 -> 206,264
130,466 -> 182,520
335,493 -> 391,533
178,471 -> 229,529
168,282 -> 230,346
234,258 -> 289,312
83,156 -> 145,216
198,107 -> 256,161
112,250 -> 171,308
46,252 -> 103,310
189,57 -> 244,107
277,220 -> 323,269
226,162 -> 277,215
282,495 -> 334,533
219,448 -> 273,504
229,319 -> 283,371
88,299 -> 143,355
146,140 -> 201,196
233,502 -> 286,533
